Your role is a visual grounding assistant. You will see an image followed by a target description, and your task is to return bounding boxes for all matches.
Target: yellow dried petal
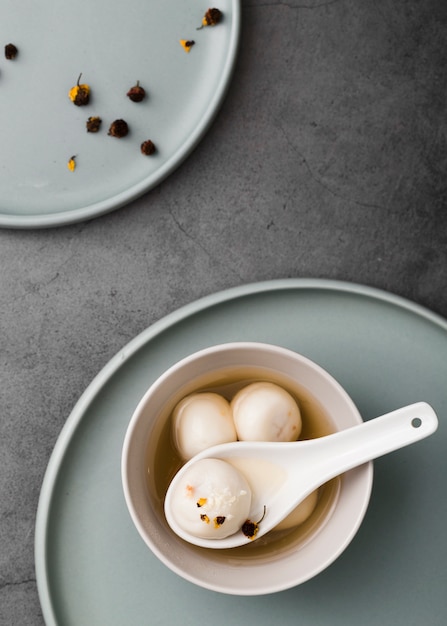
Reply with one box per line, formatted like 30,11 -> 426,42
68,83 -> 90,102
180,39 -> 195,53
67,156 -> 76,172
197,498 -> 207,507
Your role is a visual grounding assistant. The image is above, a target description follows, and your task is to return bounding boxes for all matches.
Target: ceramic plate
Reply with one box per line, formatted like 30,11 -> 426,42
35,279 -> 447,625
0,0 -> 240,228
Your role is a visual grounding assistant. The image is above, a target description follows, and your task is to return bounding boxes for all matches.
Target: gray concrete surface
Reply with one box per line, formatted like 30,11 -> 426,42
1,1 -> 446,624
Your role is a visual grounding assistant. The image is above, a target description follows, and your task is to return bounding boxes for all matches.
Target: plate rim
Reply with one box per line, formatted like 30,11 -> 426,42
0,0 -> 241,230
34,278 -> 447,624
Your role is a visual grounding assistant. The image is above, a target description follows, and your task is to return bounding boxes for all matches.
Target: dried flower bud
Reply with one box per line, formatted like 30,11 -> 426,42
108,119 -> 129,138
86,116 -> 102,133
69,73 -> 90,106
241,506 -> 266,540
201,8 -> 223,28
141,140 -> 156,155
5,43 -> 18,59
127,81 -> 146,102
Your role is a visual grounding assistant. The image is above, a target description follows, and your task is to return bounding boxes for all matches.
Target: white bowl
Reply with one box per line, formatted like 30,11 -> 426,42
121,342 -> 373,595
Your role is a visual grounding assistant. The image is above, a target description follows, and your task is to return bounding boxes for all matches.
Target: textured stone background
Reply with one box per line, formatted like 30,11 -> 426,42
1,1 -> 446,623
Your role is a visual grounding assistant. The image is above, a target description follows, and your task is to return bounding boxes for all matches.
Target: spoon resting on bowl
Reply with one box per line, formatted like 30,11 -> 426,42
164,402 -> 438,549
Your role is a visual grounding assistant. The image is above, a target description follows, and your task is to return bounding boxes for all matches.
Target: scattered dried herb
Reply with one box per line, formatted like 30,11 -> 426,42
86,116 -> 102,133
197,8 -> 223,29
180,39 -> 195,53
214,516 -> 226,528
242,506 -> 266,540
69,73 -> 90,106
5,43 -> 18,59
67,156 -> 77,172
108,119 -> 129,138
141,139 -> 156,155
127,80 -> 146,102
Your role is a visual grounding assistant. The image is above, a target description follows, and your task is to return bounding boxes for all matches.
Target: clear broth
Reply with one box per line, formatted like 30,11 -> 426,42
148,366 -> 341,562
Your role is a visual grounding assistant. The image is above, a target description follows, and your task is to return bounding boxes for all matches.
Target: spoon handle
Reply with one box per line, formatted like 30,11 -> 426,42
302,402 -> 438,483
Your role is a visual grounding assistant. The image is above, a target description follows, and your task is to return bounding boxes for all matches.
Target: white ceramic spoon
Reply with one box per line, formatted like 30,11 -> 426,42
164,402 -> 438,549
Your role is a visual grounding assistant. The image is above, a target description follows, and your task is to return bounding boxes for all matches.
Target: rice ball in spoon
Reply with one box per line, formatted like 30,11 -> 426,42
231,382 -> 302,442
169,458 -> 252,539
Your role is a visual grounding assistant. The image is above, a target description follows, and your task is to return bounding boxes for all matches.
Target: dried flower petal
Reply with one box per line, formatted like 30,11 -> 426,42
180,39 -> 195,53
67,156 -> 76,172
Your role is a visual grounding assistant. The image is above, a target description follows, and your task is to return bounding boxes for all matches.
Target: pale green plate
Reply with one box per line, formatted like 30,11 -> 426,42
35,279 -> 447,625
0,0 -> 240,228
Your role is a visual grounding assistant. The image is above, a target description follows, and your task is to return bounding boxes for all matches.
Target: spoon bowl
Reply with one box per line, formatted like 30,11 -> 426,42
164,402 -> 438,549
